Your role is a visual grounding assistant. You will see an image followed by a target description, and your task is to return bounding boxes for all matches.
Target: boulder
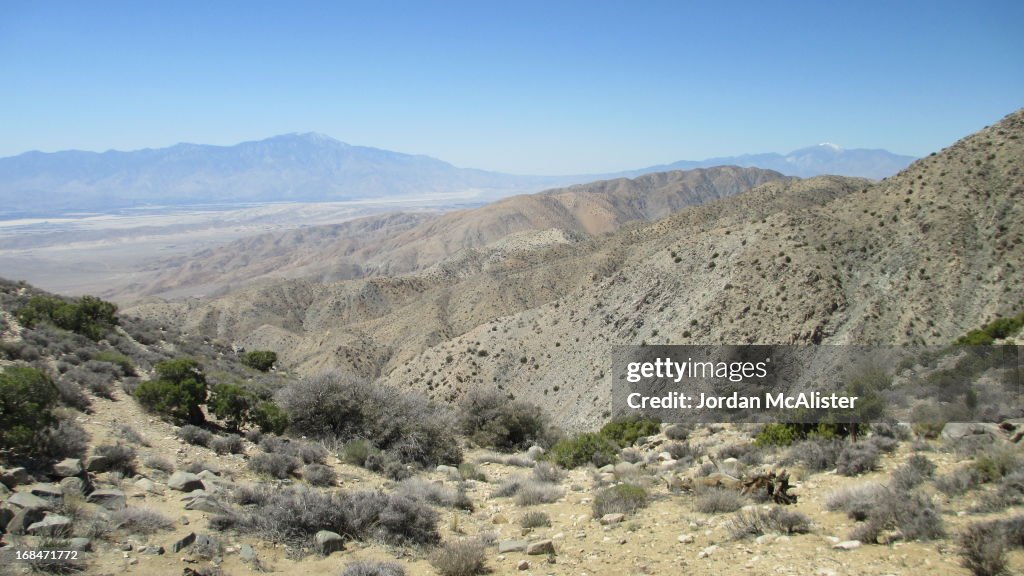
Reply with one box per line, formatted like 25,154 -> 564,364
517,560 -> 530,570
941,423 -> 1004,440
53,459 -> 83,478
698,544 -> 719,558
0,467 -> 31,488
600,513 -> 625,525
0,507 -> 14,534
168,472 -> 204,492
68,538 -> 92,552
87,488 -> 126,510
85,455 -> 113,473
0,482 -> 9,498
677,534 -> 695,544
5,507 -> 46,534
170,532 -> 197,553
60,477 -> 86,496
315,530 -> 345,555
525,540 -> 555,555
29,483 -> 64,503
239,544 -> 257,563
7,491 -> 51,511
833,540 -> 861,551
183,495 -> 227,514
134,478 -> 162,494
27,514 -> 73,537
498,540 -> 528,553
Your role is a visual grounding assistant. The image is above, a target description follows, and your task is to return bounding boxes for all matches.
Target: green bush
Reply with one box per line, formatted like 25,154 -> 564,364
208,383 -> 256,431
16,294 -> 118,340
592,483 -> 648,517
0,366 -> 59,451
251,400 -> 289,435
133,358 -> 207,423
755,423 -> 799,447
956,311 -> 1024,345
241,350 -> 277,372
599,416 -> 661,447
548,432 -> 619,469
92,351 -> 136,376
457,389 -> 551,451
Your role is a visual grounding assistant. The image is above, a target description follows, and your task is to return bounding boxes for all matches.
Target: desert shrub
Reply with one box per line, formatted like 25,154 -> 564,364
0,365 -> 60,452
973,446 -> 1023,483
241,350 -> 277,372
248,452 -> 299,479
599,416 -> 661,447
183,460 -> 223,475
396,477 -> 473,510
728,507 -> 811,539
250,400 -> 289,435
110,507 -> 174,534
718,442 -> 760,465
365,450 -> 413,481
277,372 -> 461,468
852,488 -> 944,543
973,471 -> 1024,513
514,481 -> 564,506
664,441 -> 697,461
592,483 -> 647,517
457,389 -> 551,451
372,492 -> 442,546
208,383 -> 256,431
210,434 -> 244,455
474,452 -> 534,467
458,462 -> 486,482
910,402 -> 948,438
936,465 -> 984,496
826,483 -> 887,521
341,438 -> 378,466
892,454 -> 936,490
53,375 -> 91,411
260,435 -> 327,464
693,487 -> 745,514
619,447 -> 643,464
93,442 -> 137,475
520,510 -> 551,529
866,434 -> 899,454
837,442 -> 879,476
785,437 -> 843,472
548,432 -> 619,469
143,454 -> 175,473
341,561 -> 406,576
960,521 -> 1010,576
35,413 -> 90,460
116,424 -> 149,446
429,538 -> 487,576
134,358 -> 207,424
61,361 -> 117,399
532,461 -> 565,483
664,424 -> 691,440
92,351 -> 136,376
754,423 -> 799,447
302,463 -> 336,487
956,311 -> 1024,345
178,424 -> 213,447
16,294 -> 118,340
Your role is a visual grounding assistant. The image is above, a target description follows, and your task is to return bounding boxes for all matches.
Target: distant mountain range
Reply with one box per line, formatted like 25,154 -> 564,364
0,134 -> 915,216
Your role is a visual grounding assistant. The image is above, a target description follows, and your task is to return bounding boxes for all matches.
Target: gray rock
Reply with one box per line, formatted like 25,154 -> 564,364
698,544 -> 719,558
0,507 -> 14,534
498,540 -> 528,553
517,560 -> 530,570
27,514 -> 73,537
677,534 -> 695,544
7,491 -> 51,511
85,455 -> 113,473
29,483 -> 64,503
239,544 -> 257,563
526,446 -> 545,460
0,467 -> 31,488
0,482 -> 10,498
168,471 -> 204,492
598,464 -> 615,474
614,462 -> 637,476
195,533 -> 218,551
314,530 -> 344,555
6,507 -> 46,534
941,422 -> 1003,440
600,513 -> 625,525
87,488 -> 126,510
435,465 -> 459,476
134,478 -> 162,494
183,495 -> 227,514
171,532 -> 197,553
526,540 -> 555,555
68,538 -> 92,552
143,545 -> 165,555
53,459 -> 83,478
60,477 -> 86,496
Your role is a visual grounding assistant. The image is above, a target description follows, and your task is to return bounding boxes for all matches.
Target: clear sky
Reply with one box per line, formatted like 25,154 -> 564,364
1,1 -> 1021,174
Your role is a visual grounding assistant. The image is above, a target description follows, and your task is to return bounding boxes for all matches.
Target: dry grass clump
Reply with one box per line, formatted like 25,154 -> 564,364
959,515 -> 1024,576
340,560 -> 407,576
110,507 -> 174,534
728,507 -> 811,539
302,463 -> 337,487
592,483 -> 648,517
396,478 -> 473,510
520,510 -> 551,529
693,487 -> 745,514
178,424 -> 213,447
429,538 -> 487,576
210,434 -> 244,455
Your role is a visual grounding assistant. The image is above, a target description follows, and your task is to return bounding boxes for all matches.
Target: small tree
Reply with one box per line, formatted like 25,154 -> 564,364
134,358 -> 207,424
0,366 -> 59,451
241,350 -> 277,372
251,400 -> 289,435
208,383 -> 256,431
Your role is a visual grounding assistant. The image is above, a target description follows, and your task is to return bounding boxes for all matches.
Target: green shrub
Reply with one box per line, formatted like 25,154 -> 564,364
457,389 -> 551,451
341,438 -> 378,466
956,311 -> 1024,345
133,358 -> 207,423
251,400 -> 289,435
592,483 -> 648,517
240,350 -> 277,372
599,416 -> 661,447
91,351 -> 136,376
208,383 -> 256,431
548,432 -> 619,469
0,366 -> 59,451
16,294 -> 118,340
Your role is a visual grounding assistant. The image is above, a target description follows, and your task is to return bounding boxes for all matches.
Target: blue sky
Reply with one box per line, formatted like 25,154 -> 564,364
1,1 -> 1021,174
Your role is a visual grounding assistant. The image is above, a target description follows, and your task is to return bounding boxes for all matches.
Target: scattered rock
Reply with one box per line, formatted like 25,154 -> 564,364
0,467 -> 31,488
614,462 -> 637,477
435,465 -> 459,476
87,488 -> 127,510
699,545 -> 719,558
600,513 -> 625,525
168,472 -> 205,492
0,507 -> 14,533
184,495 -> 227,514
517,560 -> 530,570
53,459 -> 83,478
29,483 -> 64,503
491,513 -> 509,524
7,491 -> 51,511
315,530 -> 344,555
144,545 -> 165,555
60,477 -> 85,496
499,540 -> 527,553
68,538 -> 92,552
677,534 -> 695,544
171,532 -> 197,553
85,455 -> 113,473
5,507 -> 46,534
239,544 -> 256,563
26,513 -> 73,537
134,478 -> 162,494
526,540 -> 555,555
833,540 -> 861,551
941,422 -> 1003,440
